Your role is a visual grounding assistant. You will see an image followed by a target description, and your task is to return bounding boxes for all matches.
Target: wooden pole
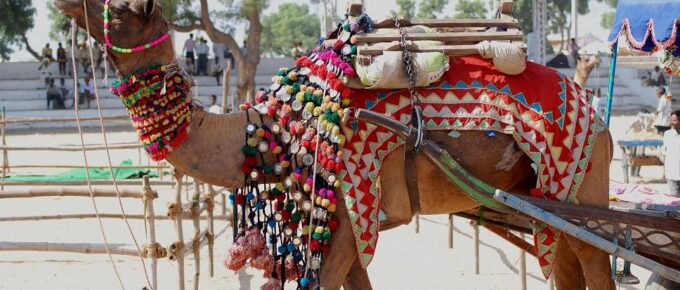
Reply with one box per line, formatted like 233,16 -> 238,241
520,233 -> 527,290
142,176 -> 159,290
414,214 -> 420,233
221,191 -> 227,216
173,172 -> 186,290
1,115 -> 129,124
192,178 -> 201,290
0,143 -> 143,151
472,220 -> 480,275
207,185 -> 215,277
0,188 -> 143,199
0,241 -> 140,256
2,106 -> 7,169
6,165 -> 169,169
0,213 -> 229,222
0,180 -> 180,187
448,213 -> 454,249
138,147 -> 143,165
1,106 -> 6,191
548,275 -> 555,290
221,62 -> 231,114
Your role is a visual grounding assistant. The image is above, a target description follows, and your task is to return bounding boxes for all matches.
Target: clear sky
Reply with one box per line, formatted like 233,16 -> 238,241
14,0 -> 614,61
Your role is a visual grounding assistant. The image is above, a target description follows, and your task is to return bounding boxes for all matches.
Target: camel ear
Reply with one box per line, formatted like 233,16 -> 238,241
143,0 -> 156,19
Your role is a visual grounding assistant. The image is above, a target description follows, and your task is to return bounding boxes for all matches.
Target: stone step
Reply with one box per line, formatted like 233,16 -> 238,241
0,58 -> 296,81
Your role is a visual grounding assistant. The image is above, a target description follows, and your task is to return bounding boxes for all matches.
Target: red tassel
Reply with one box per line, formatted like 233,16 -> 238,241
529,188 -> 544,198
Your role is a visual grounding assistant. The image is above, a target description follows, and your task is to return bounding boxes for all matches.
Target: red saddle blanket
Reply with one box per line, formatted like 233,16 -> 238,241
341,56 -> 599,278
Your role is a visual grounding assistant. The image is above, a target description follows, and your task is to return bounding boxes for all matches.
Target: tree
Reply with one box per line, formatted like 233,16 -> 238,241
597,0 -> 618,29
391,0 -> 416,19
417,0 -> 448,19
261,4 -> 320,57
513,0 -> 590,51
47,2 -> 70,42
0,0 -> 39,61
165,0 -> 267,102
453,0 -> 487,19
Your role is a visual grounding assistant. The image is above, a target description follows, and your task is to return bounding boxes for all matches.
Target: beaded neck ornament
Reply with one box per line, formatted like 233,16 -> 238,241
103,0 -> 171,53
224,13 -> 372,290
111,64 -> 194,161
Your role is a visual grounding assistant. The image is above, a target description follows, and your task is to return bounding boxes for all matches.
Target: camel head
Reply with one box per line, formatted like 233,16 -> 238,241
573,54 -> 602,87
53,0 -> 174,76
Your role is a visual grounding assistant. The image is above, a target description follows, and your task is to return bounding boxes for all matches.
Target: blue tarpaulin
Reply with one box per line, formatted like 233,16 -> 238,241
608,0 -> 680,56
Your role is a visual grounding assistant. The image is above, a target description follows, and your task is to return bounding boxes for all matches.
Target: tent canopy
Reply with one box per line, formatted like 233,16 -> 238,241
608,0 -> 680,56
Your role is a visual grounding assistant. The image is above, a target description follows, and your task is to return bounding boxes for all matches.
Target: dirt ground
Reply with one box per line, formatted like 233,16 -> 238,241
0,114 -> 668,290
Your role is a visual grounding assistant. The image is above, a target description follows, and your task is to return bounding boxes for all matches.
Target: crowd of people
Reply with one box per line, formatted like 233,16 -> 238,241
43,74 -> 97,110
38,40 -> 106,77
182,34 -> 235,85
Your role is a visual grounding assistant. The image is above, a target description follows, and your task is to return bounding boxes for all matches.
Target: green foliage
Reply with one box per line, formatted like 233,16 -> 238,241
0,0 -> 36,60
597,0 -> 617,30
391,0 -> 416,19
417,0 -> 448,19
454,0 -> 487,19
513,0 -> 589,38
261,3 -> 319,57
47,2 -> 69,41
599,11 -> 616,29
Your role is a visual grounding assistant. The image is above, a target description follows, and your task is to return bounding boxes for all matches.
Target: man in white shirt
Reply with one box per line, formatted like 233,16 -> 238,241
664,110 -> 680,196
207,95 -> 222,114
653,87 -> 672,134
183,34 -> 196,69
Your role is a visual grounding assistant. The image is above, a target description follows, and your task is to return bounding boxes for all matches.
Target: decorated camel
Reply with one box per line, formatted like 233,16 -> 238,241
54,0 -> 615,289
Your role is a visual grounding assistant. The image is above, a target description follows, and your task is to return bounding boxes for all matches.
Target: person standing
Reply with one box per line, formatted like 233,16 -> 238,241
57,43 -> 67,75
196,38 -> 209,76
183,33 -> 196,69
568,38 -> 579,67
653,87 -> 673,134
212,42 -> 226,85
664,110 -> 680,196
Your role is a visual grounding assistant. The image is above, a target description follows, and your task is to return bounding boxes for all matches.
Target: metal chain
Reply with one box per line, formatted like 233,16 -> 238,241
393,16 -> 424,151
392,16 -> 420,103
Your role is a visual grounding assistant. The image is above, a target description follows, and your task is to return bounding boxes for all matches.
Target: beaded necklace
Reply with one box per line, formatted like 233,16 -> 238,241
225,13 -> 372,290
103,0 -> 171,53
112,64 -> 194,161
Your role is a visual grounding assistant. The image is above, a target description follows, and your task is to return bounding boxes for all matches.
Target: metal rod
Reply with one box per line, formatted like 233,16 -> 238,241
448,213 -> 454,249
493,190 -> 680,283
520,233 -> 527,290
371,18 -> 519,29
473,220 -> 480,275
605,41 -> 618,126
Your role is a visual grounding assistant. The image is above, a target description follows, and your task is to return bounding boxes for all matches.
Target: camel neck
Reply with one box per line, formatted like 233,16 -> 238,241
111,63 -> 195,161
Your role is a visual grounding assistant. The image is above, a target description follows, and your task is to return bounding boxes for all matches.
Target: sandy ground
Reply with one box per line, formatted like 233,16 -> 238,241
0,114 -> 670,290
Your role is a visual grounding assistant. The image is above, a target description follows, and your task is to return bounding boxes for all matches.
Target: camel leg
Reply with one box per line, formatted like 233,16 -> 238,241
553,232 -> 586,290
319,195 -> 360,290
567,130 -> 615,290
343,256 -> 373,290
